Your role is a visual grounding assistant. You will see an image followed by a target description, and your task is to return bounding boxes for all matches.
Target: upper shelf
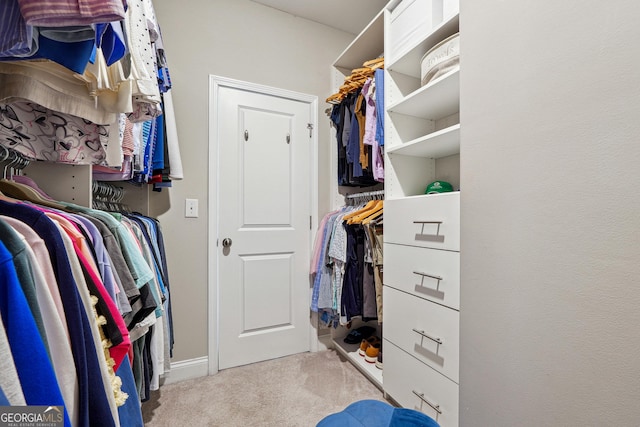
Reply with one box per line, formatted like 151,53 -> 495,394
333,9 -> 384,73
388,67 -> 459,120
387,124 -> 460,158
387,13 -> 459,78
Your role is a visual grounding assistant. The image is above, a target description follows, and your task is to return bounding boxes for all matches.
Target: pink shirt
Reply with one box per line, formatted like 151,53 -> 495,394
17,0 -> 126,27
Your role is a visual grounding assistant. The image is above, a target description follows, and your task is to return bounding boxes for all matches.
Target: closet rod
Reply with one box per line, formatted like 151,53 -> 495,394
0,145 -> 31,178
345,189 -> 385,199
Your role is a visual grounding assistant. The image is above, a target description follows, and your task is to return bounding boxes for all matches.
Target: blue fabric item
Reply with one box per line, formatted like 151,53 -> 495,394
341,223 -> 362,321
317,400 -> 439,427
0,386 -> 9,406
152,113 -> 165,172
116,355 -> 144,427
317,400 -> 393,427
133,119 -> 156,183
374,69 -> 384,147
0,241 -> 71,427
31,33 -> 94,74
390,408 -> 440,427
0,0 -> 34,57
346,95 -> 364,178
0,219 -> 50,355
96,22 -> 127,66
311,212 -> 336,312
0,201 -> 116,427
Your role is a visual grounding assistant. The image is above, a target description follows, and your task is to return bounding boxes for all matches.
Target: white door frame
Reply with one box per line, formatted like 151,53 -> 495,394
207,75 -> 318,375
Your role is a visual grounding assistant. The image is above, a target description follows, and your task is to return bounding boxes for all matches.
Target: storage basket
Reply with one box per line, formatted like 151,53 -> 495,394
420,32 -> 460,86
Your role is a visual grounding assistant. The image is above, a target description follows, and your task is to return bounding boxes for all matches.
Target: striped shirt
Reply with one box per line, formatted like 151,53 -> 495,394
18,0 -> 126,27
0,0 -> 36,57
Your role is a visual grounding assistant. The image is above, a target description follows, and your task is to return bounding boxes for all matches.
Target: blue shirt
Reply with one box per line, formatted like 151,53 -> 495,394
0,241 -> 71,427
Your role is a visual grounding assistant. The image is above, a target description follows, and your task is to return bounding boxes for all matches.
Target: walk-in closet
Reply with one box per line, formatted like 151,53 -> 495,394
1,0 -> 639,426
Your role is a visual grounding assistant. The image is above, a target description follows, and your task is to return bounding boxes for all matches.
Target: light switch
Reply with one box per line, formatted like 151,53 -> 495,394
185,198 -> 199,218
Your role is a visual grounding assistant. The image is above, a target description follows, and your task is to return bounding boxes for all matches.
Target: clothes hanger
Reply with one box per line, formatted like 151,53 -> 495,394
348,200 -> 383,224
361,202 -> 384,225
0,148 -> 67,209
341,199 -> 377,221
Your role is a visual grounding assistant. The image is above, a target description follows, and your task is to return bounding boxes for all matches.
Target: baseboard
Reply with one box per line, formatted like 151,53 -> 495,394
318,333 -> 333,351
162,356 -> 209,385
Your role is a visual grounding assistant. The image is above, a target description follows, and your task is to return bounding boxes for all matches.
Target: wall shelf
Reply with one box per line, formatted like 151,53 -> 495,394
333,9 -> 384,74
387,124 -> 460,158
333,339 -> 384,391
388,68 -> 459,119
387,14 -> 459,78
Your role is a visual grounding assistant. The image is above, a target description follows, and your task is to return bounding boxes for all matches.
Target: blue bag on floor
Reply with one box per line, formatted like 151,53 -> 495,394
317,399 -> 439,427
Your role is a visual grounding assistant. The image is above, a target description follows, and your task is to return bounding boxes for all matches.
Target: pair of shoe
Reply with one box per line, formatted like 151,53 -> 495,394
375,347 -> 382,370
343,326 -> 376,344
359,335 -> 381,363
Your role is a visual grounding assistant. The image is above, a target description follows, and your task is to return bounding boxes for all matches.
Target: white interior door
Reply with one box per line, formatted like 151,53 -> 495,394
214,80 -> 315,370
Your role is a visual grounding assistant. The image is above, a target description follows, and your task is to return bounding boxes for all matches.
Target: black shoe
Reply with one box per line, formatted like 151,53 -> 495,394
343,326 -> 376,344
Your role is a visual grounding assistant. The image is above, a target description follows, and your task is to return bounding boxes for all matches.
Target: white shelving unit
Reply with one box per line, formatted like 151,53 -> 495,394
382,0 -> 461,425
23,162 -> 151,213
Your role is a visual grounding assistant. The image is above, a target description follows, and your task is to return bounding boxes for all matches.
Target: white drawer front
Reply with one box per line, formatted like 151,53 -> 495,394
385,193 -> 460,251
384,341 -> 459,427
384,286 -> 459,382
384,243 -> 460,310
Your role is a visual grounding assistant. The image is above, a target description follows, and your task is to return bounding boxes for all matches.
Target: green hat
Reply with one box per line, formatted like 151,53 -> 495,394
425,180 -> 454,194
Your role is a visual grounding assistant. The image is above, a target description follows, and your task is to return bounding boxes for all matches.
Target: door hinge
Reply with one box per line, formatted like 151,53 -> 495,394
307,123 -> 313,138
310,216 -> 312,230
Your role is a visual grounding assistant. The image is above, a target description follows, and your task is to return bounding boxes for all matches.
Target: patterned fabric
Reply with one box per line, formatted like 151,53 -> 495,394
17,0 -> 126,27
0,101 -> 109,165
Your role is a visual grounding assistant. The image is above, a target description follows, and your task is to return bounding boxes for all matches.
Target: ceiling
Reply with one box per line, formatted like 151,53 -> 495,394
250,0 -> 388,34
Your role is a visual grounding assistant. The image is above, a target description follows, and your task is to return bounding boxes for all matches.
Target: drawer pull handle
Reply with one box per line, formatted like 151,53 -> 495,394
412,328 -> 442,345
413,221 -> 445,243
412,390 -> 442,414
413,271 -> 442,281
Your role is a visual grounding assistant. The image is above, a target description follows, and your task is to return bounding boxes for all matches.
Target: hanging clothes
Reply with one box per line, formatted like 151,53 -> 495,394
328,57 -> 385,187
0,0 -> 185,190
310,192 -> 384,327
0,172 -> 174,426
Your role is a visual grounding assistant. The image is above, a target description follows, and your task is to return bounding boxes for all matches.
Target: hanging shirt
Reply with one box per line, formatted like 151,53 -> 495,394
0,240 -> 72,427
0,0 -> 37,57
17,0 -> 126,27
0,298 -> 25,406
0,219 -> 79,425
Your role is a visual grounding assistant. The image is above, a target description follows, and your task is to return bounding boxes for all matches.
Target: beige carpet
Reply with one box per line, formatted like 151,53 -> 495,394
142,349 -> 388,426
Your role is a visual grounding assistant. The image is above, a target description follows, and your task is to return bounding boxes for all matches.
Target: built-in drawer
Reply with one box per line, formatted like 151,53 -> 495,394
384,341 -> 459,427
384,286 -> 459,382
384,243 -> 460,310
385,192 -> 460,251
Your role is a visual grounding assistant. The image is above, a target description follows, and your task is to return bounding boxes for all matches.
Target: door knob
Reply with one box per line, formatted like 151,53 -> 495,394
222,238 -> 232,248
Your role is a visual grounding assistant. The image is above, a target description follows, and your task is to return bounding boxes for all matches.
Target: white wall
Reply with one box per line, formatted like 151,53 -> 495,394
460,1 -> 640,425
150,0 -> 354,362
